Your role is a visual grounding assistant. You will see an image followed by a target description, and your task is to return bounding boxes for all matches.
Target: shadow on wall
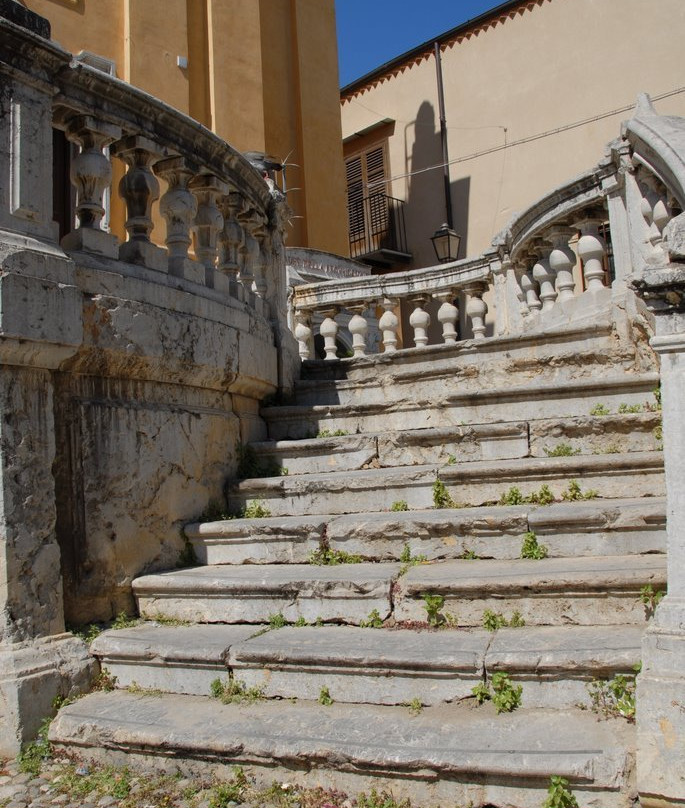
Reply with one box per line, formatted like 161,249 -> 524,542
405,100 -> 470,267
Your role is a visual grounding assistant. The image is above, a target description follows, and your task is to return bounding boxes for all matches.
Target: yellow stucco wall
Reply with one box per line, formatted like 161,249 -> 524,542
25,0 -> 348,254
341,0 -> 685,268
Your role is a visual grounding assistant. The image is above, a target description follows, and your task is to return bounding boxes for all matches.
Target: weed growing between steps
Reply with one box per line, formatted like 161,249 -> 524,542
390,500 -> 409,511
316,428 -> 350,438
542,776 -> 579,808
520,531 -> 548,560
471,672 -> 522,714
420,594 -> 457,628
498,481 -> 597,506
210,676 -> 265,705
543,443 -> 580,457
586,671 -> 637,721
399,544 -> 427,575
561,480 -> 598,501
237,443 -> 288,479
482,609 -> 525,631
640,583 -> 665,617
432,479 -> 466,509
360,609 -> 384,628
318,686 -> 334,705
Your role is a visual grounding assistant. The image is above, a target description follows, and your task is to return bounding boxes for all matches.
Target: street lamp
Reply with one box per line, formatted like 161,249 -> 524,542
431,223 -> 461,263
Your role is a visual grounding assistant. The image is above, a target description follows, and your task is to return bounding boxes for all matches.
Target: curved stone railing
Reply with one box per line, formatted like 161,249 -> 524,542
293,98 -> 683,361
1,13 -> 290,350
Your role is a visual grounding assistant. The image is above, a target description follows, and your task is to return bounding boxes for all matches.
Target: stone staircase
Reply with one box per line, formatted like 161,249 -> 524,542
50,317 -> 666,808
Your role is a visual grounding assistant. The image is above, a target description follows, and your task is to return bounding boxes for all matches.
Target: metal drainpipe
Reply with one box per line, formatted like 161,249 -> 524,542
434,40 -> 453,229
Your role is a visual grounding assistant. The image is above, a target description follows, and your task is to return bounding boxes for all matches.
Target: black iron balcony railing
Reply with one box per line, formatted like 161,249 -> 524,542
348,193 -> 411,266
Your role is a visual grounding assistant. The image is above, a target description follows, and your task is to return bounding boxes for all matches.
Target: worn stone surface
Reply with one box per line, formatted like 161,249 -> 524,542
133,564 -> 400,624
186,515 -> 325,565
229,452 -> 664,516
230,626 -> 488,705
529,413 -> 663,456
49,691 -> 636,808
90,624 -> 255,695
395,555 -> 666,625
249,435 -> 378,475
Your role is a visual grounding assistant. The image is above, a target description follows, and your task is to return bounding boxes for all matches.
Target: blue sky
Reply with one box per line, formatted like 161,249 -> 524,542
336,0 -> 508,87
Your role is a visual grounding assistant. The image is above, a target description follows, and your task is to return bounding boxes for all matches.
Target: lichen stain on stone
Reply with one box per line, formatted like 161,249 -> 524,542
658,717 -> 676,748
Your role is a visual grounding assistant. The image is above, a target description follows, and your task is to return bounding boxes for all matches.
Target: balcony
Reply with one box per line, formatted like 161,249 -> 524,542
348,193 -> 412,267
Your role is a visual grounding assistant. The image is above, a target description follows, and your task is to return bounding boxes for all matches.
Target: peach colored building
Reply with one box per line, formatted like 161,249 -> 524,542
23,0 -> 349,255
340,0 -> 685,271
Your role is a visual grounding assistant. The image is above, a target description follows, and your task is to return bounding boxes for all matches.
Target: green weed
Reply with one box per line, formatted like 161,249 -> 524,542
640,584 -> 665,617
590,403 -> 611,416
111,611 -> 142,630
406,698 -> 423,715
308,547 -> 362,565
561,480 -> 598,501
588,674 -> 636,721
269,613 -> 287,629
242,499 -> 272,518
543,443 -> 580,457
618,403 -> 643,414
390,500 -> 409,511
491,672 -> 523,713
316,428 -> 349,438
482,609 -> 508,632
399,544 -> 427,574
432,478 -> 456,509
460,548 -> 480,560
520,531 -> 548,560
421,593 -> 445,627
542,776 -> 579,808
318,686 -> 333,706
208,768 -> 249,808
18,717 -> 52,776
356,789 -> 411,808
210,677 -> 265,704
360,609 -> 384,628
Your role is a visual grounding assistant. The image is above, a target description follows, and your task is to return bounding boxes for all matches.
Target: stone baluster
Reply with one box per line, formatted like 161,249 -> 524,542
347,303 -> 369,358
112,135 -> 166,270
409,296 -> 431,347
189,174 -> 227,289
294,309 -> 313,361
519,269 -> 541,312
576,218 -> 607,292
547,226 -> 577,302
435,290 -> 459,344
155,157 -> 200,280
61,115 -> 121,257
465,284 -> 488,339
379,298 -> 400,353
250,217 -> 269,302
319,308 -> 340,360
531,245 -> 557,311
239,230 -> 259,300
217,192 -> 244,299
639,177 -> 672,251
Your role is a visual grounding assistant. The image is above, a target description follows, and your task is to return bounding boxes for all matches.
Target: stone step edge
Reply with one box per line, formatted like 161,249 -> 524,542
49,690 -> 634,790
90,623 -> 642,677
185,495 -> 666,542
228,450 -> 663,493
262,371 -> 660,418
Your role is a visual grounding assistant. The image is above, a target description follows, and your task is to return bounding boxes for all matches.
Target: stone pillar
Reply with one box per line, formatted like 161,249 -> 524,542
576,217 -> 608,292
408,296 -> 430,347
379,298 -> 400,353
435,291 -> 459,344
547,226 -> 577,303
531,245 -> 557,311
217,192 -> 244,299
465,284 -> 488,339
319,308 -> 339,360
294,309 -> 313,361
633,229 -> 685,806
347,303 -> 369,357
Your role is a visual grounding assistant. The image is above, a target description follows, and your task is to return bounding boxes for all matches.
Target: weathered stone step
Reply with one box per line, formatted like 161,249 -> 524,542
230,624 -> 642,710
395,554 -> 666,626
89,624 -> 256,696
228,452 -> 664,516
263,368 -> 659,438
133,563 -> 400,625
252,413 -> 660,474
186,497 -> 666,565
89,622 -> 642,709
49,691 -> 635,808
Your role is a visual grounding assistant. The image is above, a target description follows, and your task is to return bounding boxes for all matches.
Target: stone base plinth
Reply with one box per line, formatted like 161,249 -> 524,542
0,634 -> 97,756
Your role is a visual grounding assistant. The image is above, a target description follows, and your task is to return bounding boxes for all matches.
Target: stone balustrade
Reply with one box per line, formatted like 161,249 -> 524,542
291,258 -> 493,359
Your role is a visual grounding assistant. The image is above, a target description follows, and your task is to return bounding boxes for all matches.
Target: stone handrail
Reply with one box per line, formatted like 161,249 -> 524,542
292,256 -> 493,359
1,13 -> 290,345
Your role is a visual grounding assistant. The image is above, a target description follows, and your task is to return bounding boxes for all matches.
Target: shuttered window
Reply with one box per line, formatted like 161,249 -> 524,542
345,143 -> 389,250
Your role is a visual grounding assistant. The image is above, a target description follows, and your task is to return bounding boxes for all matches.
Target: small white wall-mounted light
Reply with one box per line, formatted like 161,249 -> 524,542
177,55 -> 188,69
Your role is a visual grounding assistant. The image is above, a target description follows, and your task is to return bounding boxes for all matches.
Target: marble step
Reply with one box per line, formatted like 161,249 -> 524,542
89,623 -> 256,696
90,623 -> 642,710
247,412 -> 661,476
263,368 -> 659,438
49,691 -> 635,808
132,555 -> 665,627
395,554 -> 666,626
133,563 -> 401,625
227,452 -> 664,517
229,624 -> 642,710
186,497 -> 666,565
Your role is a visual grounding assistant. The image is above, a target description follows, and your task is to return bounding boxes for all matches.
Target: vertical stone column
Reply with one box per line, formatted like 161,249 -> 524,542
379,298 -> 400,353
189,174 -> 227,289
294,309 -> 313,361
319,308 -> 340,360
576,217 -> 608,292
465,284 -> 488,339
113,135 -> 166,270
633,220 -> 685,805
217,192 -> 244,299
347,302 -> 369,357
547,226 -> 577,303
531,245 -> 557,311
60,116 -> 121,257
408,296 -> 431,347
435,291 -> 459,344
